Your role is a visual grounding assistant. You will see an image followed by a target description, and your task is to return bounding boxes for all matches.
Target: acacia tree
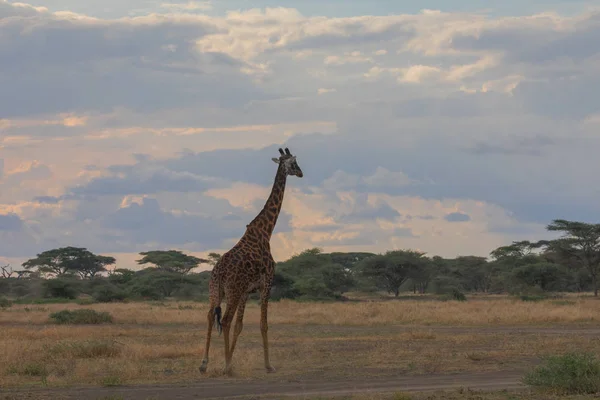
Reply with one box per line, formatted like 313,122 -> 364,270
206,252 -> 222,267
359,250 -> 428,297
533,219 -> 600,296
136,250 -> 208,275
22,247 -> 115,278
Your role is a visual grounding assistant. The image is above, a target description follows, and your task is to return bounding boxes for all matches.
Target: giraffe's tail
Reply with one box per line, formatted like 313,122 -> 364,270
214,306 -> 223,336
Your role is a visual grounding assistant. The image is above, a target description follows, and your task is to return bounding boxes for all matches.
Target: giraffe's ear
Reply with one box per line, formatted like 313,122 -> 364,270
271,158 -> 280,164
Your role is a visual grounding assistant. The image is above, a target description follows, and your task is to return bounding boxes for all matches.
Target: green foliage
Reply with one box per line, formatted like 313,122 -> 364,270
0,296 -> 12,308
22,247 -> 115,278
537,219 -> 600,296
42,277 -> 81,299
277,248 -> 355,299
523,352 -> 600,394
512,262 -> 570,291
451,288 -> 467,301
93,284 -> 128,303
129,269 -> 192,299
8,221 -> 600,303
136,250 -> 207,274
108,268 -> 136,285
49,309 -> 113,324
358,250 -> 430,297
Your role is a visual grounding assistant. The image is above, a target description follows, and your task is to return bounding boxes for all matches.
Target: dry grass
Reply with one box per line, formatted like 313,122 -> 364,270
3,296 -> 600,326
288,389 -> 600,400
2,296 -> 600,389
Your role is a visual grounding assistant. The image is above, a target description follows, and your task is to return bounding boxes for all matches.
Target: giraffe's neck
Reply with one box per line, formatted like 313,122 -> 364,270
247,165 -> 287,239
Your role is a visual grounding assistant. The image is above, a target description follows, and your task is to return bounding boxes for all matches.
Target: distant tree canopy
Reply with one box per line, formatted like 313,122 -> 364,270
22,247 -> 115,279
5,219 -> 600,302
533,219 -> 600,296
136,250 -> 208,275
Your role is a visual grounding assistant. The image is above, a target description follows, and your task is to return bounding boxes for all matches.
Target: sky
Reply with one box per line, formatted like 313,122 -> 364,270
1,0 -> 599,270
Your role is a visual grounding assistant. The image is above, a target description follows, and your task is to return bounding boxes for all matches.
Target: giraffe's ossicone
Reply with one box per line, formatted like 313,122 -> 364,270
199,147 -> 303,375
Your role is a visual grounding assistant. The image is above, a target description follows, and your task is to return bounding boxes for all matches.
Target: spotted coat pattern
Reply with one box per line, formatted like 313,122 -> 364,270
199,147 -> 303,375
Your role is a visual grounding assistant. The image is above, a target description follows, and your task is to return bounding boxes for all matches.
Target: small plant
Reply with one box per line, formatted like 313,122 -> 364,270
0,296 -> 12,309
523,352 -> 600,394
47,340 -> 122,358
451,289 -> 467,301
101,375 -> 123,386
21,362 -> 48,377
520,294 -> 547,302
76,297 -> 97,305
49,309 -> 113,324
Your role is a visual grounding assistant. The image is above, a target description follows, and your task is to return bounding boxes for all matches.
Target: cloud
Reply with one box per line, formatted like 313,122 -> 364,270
1,2 -> 599,264
160,1 -> 213,12
69,162 -> 226,197
0,213 -> 24,231
444,212 -> 471,222
0,1 -> 265,117
102,197 -> 244,248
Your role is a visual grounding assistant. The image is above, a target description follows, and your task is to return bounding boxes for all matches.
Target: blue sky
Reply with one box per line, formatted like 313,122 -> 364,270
20,0 -> 596,18
1,0 -> 599,269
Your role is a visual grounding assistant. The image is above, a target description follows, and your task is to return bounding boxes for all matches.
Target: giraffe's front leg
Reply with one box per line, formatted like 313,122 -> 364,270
260,289 -> 276,373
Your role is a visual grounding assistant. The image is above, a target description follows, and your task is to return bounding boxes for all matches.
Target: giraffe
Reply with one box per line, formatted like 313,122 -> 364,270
199,147 -> 303,375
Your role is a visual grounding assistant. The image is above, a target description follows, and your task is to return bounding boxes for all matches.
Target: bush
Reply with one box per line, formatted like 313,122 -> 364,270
43,278 -> 80,299
49,309 -> 113,325
523,352 -> 600,394
93,285 -> 127,303
0,296 -> 12,308
451,289 -> 467,301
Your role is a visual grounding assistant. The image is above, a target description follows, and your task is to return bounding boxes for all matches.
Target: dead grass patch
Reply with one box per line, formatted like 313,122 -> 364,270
2,297 -> 600,388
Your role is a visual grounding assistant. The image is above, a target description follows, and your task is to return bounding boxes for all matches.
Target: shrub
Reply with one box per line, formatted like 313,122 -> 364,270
0,296 -> 12,308
523,352 -> 600,394
451,288 -> 467,301
43,278 -> 80,299
49,309 -> 113,325
93,285 -> 127,303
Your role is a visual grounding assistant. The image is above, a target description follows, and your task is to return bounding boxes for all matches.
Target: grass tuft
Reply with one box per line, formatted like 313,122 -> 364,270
49,309 -> 113,324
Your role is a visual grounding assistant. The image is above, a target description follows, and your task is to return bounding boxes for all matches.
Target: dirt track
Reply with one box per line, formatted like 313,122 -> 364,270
1,370 -> 525,400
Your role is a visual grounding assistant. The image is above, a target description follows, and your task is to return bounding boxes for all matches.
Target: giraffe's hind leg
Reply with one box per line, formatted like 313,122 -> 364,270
221,292 -> 242,375
200,280 -> 221,373
199,306 -> 215,373
229,292 -> 249,357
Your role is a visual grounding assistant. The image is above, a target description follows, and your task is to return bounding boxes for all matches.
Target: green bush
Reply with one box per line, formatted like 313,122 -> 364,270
523,352 -> 600,394
43,278 -> 80,299
49,309 -> 113,325
451,288 -> 467,301
93,285 -> 127,303
0,296 -> 12,308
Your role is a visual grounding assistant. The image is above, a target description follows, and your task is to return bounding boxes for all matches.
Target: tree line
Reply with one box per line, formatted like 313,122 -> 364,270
1,219 -> 600,302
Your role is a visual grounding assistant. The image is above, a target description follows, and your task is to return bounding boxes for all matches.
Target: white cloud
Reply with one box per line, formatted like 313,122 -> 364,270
160,1 -> 212,12
1,1 -> 599,264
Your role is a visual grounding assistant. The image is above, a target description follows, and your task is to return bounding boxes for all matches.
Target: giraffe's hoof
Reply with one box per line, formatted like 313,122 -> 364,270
266,365 -> 276,373
223,366 -> 233,376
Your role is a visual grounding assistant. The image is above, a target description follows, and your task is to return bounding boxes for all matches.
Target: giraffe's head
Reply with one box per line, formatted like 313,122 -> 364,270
272,147 -> 303,178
